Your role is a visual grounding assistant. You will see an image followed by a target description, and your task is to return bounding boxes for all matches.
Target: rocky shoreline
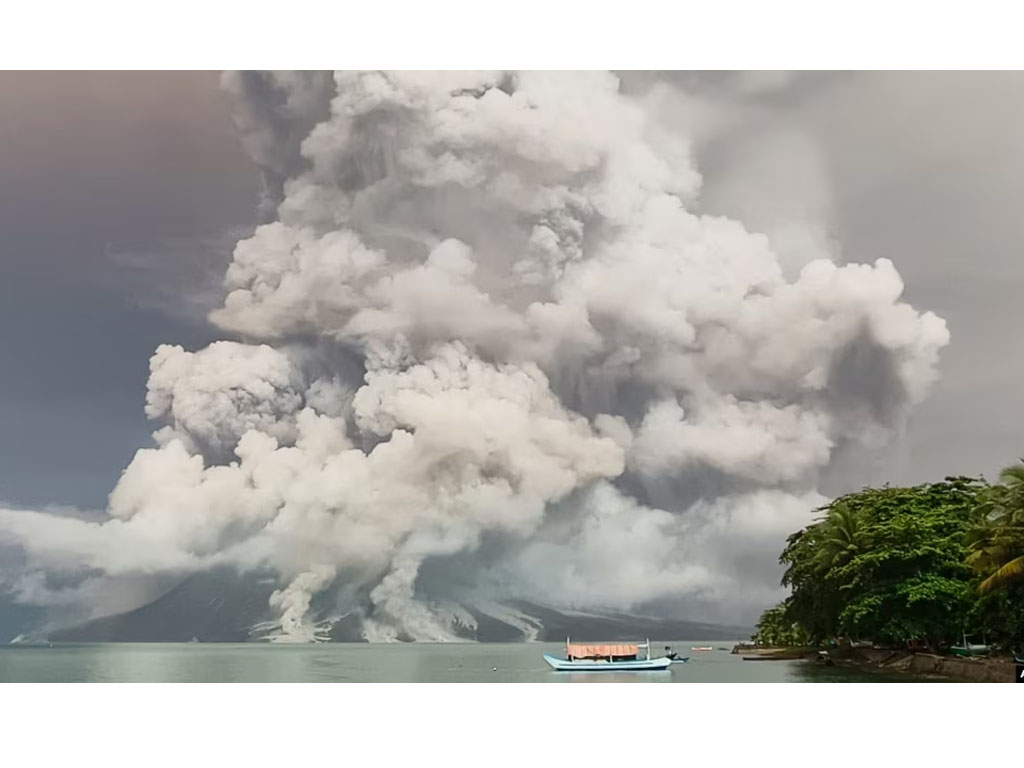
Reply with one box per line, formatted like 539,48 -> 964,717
733,643 -> 1017,682
837,647 -> 1015,682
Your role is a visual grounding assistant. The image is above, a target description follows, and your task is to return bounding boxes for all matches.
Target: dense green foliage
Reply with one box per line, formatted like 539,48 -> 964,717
967,582 -> 1024,648
756,466 -> 1024,652
780,477 -> 982,648
967,461 -> 1024,593
751,602 -> 809,647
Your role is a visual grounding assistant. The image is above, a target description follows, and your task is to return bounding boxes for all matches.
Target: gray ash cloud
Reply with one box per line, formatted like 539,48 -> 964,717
0,72 -> 948,640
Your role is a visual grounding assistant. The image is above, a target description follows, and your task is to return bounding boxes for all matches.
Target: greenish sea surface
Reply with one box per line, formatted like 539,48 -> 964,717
0,642 -> 943,682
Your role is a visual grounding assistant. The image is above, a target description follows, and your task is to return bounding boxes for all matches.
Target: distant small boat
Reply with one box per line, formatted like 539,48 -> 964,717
664,648 -> 689,663
690,646 -> 713,651
543,638 -> 673,672
950,633 -> 990,657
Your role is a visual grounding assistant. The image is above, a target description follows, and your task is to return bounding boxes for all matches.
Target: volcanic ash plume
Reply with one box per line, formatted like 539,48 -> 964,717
0,71 -> 949,640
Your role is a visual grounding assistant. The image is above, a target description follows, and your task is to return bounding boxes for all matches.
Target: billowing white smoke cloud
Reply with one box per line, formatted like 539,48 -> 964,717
0,71 -> 949,640
146,341 -> 306,457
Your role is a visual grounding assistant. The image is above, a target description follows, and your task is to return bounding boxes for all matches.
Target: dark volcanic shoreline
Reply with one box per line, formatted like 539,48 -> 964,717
839,647 -> 1015,683
733,644 -> 1016,682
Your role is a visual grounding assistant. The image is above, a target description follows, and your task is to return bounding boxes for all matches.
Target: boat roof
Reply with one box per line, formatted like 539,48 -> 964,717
567,642 -> 639,656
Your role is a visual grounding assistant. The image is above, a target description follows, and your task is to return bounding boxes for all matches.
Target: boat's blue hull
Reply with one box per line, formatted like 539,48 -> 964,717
542,653 -> 674,671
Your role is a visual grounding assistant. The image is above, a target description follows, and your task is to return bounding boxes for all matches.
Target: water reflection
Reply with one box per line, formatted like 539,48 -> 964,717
0,642 -> 947,683
553,671 -> 673,683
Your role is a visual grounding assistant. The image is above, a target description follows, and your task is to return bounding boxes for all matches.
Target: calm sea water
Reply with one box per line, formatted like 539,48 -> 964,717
0,642 -> 940,683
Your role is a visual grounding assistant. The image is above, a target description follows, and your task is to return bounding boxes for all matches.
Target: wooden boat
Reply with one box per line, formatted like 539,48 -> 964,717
543,638 -> 673,671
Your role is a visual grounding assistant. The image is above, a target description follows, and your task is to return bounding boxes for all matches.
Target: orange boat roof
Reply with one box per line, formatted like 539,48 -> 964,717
567,643 -> 638,656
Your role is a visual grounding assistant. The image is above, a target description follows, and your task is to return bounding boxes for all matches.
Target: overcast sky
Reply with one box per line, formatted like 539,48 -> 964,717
0,72 -> 257,508
1,71 -> 1022,510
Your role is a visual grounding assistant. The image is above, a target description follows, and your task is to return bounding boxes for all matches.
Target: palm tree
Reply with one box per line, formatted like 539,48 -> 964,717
814,502 -> 863,573
968,460 -> 1024,592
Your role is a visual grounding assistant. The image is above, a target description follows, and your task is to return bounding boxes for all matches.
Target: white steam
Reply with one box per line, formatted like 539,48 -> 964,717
0,71 -> 949,639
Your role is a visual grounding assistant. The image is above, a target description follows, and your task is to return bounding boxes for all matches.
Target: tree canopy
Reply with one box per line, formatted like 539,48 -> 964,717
967,460 -> 1024,593
777,477 -> 984,649
753,460 -> 1024,652
751,602 -> 808,647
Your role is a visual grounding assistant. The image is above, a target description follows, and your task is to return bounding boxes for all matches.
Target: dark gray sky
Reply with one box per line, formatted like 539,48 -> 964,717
0,72 -> 259,508
0,71 -> 1021,510
807,73 -> 1024,487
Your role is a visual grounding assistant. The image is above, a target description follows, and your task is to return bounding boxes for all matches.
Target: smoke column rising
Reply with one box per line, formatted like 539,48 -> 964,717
0,71 -> 949,640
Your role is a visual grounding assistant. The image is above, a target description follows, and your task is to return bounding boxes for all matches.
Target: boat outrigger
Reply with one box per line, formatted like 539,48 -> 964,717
543,638 -> 674,671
